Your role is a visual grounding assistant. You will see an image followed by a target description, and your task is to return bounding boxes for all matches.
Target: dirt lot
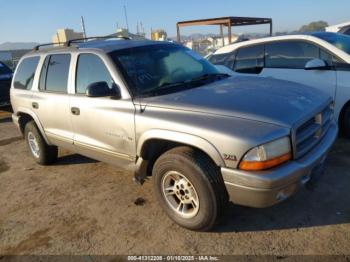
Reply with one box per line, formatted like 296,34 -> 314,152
0,107 -> 349,256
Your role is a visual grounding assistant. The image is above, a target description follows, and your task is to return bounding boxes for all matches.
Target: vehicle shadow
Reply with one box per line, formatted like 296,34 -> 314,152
55,154 -> 98,166
215,139 -> 350,233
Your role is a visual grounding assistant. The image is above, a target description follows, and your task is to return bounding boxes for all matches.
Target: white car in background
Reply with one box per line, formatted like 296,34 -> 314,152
326,22 -> 350,36
208,32 -> 350,137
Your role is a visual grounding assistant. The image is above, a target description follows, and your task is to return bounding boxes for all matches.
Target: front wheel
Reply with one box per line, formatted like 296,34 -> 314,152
152,146 -> 228,231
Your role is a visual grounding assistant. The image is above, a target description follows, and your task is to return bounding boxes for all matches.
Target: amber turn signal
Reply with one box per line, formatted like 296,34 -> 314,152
239,152 -> 292,171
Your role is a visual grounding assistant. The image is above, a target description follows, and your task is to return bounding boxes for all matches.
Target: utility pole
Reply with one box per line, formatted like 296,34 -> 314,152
81,16 -> 87,38
124,5 -> 129,32
140,22 -> 144,35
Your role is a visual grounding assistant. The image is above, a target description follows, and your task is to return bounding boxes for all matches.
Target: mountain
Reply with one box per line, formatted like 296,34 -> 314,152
0,42 -> 39,51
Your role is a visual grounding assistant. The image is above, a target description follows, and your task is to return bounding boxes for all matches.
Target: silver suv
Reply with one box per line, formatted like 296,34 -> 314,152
11,38 -> 338,231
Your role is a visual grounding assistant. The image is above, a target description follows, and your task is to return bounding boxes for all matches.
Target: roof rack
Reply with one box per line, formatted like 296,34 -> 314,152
33,42 -> 67,51
67,36 -> 131,46
32,35 -> 131,51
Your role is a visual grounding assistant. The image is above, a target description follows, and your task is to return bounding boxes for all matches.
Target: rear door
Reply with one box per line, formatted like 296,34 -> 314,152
260,40 -> 337,99
32,54 -> 74,148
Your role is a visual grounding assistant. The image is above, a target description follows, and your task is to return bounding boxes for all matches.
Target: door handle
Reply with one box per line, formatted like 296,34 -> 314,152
71,107 -> 80,115
32,102 -> 39,109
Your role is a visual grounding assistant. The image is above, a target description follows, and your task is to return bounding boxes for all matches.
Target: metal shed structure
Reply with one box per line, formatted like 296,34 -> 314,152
176,16 -> 273,45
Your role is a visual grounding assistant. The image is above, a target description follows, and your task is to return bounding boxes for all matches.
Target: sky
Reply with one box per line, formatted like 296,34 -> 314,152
0,0 -> 349,43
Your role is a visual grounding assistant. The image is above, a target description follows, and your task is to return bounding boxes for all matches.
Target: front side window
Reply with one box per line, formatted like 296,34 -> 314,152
13,56 -> 40,90
109,44 -> 221,97
43,54 -> 71,93
234,45 -> 264,73
76,54 -> 114,94
265,41 -> 319,68
320,49 -> 341,66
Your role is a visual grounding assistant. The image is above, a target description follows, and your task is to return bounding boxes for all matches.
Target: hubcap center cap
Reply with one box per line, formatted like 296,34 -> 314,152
162,171 -> 200,219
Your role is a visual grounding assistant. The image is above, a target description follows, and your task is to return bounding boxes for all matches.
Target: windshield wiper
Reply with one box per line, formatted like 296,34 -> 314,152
137,73 -> 230,97
189,73 -> 230,83
138,81 -> 188,97
158,81 -> 187,89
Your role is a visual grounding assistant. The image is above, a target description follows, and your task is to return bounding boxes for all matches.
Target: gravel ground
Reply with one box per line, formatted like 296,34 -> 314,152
0,107 -> 349,256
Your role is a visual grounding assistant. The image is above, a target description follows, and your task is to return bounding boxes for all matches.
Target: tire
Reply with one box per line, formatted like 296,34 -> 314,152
152,146 -> 228,231
341,106 -> 350,139
24,121 -> 58,165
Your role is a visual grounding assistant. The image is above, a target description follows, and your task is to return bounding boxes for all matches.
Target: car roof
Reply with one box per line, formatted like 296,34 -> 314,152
213,34 -> 314,54
213,32 -> 350,63
29,39 -> 172,55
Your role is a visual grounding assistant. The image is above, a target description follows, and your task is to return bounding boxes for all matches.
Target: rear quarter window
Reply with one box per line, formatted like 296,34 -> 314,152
13,56 -> 40,90
208,53 -> 228,65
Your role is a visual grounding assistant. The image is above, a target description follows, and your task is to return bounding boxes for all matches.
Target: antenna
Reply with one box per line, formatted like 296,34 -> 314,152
81,16 -> 87,38
123,5 -> 129,31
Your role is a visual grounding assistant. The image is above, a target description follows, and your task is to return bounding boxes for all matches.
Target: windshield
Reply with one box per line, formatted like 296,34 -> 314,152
0,62 -> 12,75
314,33 -> 350,55
109,43 -> 221,97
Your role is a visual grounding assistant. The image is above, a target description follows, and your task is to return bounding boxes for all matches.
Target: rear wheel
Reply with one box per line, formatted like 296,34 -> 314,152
24,121 -> 58,165
152,146 -> 228,231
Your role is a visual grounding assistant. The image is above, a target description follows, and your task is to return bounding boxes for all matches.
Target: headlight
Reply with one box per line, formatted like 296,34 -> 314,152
239,136 -> 292,171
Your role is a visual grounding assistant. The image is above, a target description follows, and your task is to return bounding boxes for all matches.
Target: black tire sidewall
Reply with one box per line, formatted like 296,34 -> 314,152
342,107 -> 350,138
24,121 -> 48,164
153,152 -> 218,231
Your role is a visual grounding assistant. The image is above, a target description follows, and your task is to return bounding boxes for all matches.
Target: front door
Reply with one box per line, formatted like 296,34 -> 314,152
260,40 -> 337,99
70,53 -> 136,169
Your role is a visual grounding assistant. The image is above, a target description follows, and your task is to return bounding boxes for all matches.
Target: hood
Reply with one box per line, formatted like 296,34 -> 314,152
140,76 -> 331,127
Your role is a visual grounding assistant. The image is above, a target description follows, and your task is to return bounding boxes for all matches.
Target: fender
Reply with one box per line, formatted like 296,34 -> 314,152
137,129 -> 226,167
15,106 -> 52,145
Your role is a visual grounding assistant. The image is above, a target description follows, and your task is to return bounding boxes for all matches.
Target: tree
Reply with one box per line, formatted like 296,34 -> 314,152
298,21 -> 329,33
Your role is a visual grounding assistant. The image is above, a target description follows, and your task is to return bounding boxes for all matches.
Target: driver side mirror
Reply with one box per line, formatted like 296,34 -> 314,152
86,81 -> 121,99
305,59 -> 329,70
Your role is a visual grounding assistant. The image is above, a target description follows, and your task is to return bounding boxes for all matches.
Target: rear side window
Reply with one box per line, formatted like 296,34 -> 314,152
76,54 -> 114,94
209,51 -> 236,69
40,54 -> 71,93
13,56 -> 40,90
208,54 -> 228,65
265,41 -> 319,68
234,45 -> 264,73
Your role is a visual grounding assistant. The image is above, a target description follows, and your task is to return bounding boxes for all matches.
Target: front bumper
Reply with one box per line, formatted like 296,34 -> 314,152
221,121 -> 338,208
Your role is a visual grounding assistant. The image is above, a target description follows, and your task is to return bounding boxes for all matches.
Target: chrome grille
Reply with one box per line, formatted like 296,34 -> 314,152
295,105 -> 332,159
